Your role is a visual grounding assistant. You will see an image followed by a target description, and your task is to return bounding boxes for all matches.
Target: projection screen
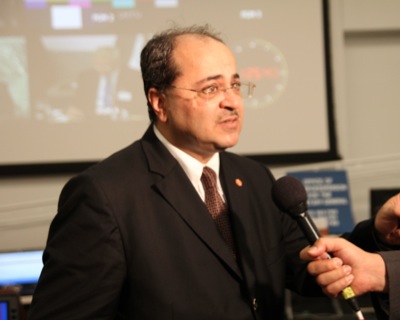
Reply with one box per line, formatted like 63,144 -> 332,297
0,0 -> 338,174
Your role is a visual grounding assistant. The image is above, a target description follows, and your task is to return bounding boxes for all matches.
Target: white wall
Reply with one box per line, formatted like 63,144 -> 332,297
330,0 -> 400,159
1,0 -> 400,252
0,175 -> 69,251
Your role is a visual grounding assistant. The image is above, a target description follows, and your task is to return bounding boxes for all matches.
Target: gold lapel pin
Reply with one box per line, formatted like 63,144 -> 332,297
235,178 -> 243,187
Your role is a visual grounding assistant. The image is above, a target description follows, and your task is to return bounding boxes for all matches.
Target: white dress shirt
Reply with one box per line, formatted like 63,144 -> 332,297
153,125 -> 225,202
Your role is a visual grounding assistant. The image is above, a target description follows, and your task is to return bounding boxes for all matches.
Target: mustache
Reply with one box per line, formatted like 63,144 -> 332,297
217,110 -> 241,124
220,109 -> 240,119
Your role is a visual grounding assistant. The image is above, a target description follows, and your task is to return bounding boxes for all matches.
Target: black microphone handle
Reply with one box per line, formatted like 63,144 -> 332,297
295,211 -> 363,318
295,211 -> 321,244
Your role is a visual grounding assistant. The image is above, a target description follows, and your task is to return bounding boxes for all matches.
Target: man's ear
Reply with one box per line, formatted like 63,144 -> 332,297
148,88 -> 167,122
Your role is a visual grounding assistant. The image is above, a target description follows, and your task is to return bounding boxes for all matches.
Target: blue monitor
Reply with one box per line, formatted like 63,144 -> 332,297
0,301 -> 8,320
0,250 -> 43,289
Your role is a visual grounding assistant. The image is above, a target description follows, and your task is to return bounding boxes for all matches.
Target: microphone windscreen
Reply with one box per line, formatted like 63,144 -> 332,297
271,176 -> 308,214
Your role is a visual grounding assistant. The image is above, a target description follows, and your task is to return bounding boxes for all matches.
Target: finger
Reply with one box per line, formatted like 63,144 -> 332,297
307,257 -> 343,276
299,245 -> 313,261
300,244 -> 330,261
314,264 -> 352,286
305,237 -> 352,259
321,273 -> 354,298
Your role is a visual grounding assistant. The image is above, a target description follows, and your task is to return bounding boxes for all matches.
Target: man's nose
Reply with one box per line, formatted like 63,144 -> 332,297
219,88 -> 241,108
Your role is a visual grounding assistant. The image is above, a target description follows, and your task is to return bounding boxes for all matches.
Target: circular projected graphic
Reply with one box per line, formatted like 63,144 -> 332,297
233,39 -> 288,109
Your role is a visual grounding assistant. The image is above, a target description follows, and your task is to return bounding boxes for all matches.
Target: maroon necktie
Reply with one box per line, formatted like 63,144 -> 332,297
201,167 -> 235,255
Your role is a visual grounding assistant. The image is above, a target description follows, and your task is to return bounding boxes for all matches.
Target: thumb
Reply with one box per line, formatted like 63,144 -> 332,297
299,243 -> 327,261
300,244 -> 324,261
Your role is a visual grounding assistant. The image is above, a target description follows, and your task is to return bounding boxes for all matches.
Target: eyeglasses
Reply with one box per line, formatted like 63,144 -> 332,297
169,82 -> 256,101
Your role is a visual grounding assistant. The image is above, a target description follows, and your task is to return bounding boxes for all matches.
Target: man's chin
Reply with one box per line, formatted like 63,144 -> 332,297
215,140 -> 239,152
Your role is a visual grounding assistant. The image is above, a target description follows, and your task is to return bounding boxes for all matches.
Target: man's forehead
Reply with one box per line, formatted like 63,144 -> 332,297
173,36 -> 234,64
194,73 -> 240,85
172,35 -> 237,81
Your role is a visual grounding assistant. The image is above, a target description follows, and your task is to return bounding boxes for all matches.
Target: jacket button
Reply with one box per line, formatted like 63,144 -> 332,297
252,298 -> 258,311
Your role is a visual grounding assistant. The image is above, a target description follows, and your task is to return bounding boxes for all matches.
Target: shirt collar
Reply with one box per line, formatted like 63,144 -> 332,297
153,124 -> 221,189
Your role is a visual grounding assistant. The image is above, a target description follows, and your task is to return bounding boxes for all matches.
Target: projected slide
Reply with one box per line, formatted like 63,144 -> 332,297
0,0 -> 334,168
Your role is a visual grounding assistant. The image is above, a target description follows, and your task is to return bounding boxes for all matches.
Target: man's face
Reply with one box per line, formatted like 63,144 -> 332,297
154,35 -> 244,163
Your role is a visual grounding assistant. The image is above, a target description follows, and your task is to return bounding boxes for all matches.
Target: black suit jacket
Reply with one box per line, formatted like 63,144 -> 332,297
346,219 -> 400,320
28,126 -> 321,320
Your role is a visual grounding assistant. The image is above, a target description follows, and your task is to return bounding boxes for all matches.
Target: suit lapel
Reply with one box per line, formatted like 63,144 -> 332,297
220,153 -> 257,251
141,127 -> 242,279
220,154 -> 260,289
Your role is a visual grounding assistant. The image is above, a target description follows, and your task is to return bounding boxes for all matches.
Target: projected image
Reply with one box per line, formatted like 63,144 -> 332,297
232,38 -> 289,110
0,0 -> 334,167
29,34 -> 147,123
0,37 -> 30,121
23,0 -> 176,32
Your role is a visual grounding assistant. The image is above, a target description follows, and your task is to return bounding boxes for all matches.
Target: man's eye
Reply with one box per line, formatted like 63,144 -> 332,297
202,85 -> 218,95
233,82 -> 242,89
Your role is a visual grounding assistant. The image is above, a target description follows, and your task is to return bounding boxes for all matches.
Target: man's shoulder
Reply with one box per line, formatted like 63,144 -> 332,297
221,151 -> 274,182
61,140 -> 147,195
221,151 -> 267,169
78,140 -> 143,178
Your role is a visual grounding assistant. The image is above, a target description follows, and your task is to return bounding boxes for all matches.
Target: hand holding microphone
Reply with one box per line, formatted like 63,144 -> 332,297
272,175 -> 365,320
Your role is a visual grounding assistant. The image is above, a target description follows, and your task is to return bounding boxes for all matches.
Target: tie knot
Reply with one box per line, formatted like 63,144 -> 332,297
201,167 -> 217,190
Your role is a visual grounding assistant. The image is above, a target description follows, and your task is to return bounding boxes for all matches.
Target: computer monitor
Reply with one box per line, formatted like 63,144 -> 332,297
0,249 -> 43,296
0,292 -> 21,320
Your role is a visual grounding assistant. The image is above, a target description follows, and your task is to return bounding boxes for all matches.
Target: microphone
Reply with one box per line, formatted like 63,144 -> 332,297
272,175 -> 364,320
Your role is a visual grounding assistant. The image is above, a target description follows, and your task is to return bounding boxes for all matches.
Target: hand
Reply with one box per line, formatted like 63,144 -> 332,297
374,193 -> 400,246
300,237 -> 387,298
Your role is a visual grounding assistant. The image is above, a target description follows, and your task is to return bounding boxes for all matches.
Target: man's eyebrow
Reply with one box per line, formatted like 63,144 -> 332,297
232,73 -> 240,80
195,73 -> 240,85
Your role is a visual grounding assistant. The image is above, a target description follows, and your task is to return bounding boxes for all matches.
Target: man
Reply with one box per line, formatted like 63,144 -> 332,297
28,24 -> 325,320
301,193 -> 400,319
72,46 -> 137,121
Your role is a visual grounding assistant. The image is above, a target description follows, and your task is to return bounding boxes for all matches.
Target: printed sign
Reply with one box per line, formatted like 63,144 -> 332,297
287,170 -> 354,235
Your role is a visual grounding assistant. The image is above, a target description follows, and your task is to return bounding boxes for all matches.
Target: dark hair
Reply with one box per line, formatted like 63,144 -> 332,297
140,24 -> 224,122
